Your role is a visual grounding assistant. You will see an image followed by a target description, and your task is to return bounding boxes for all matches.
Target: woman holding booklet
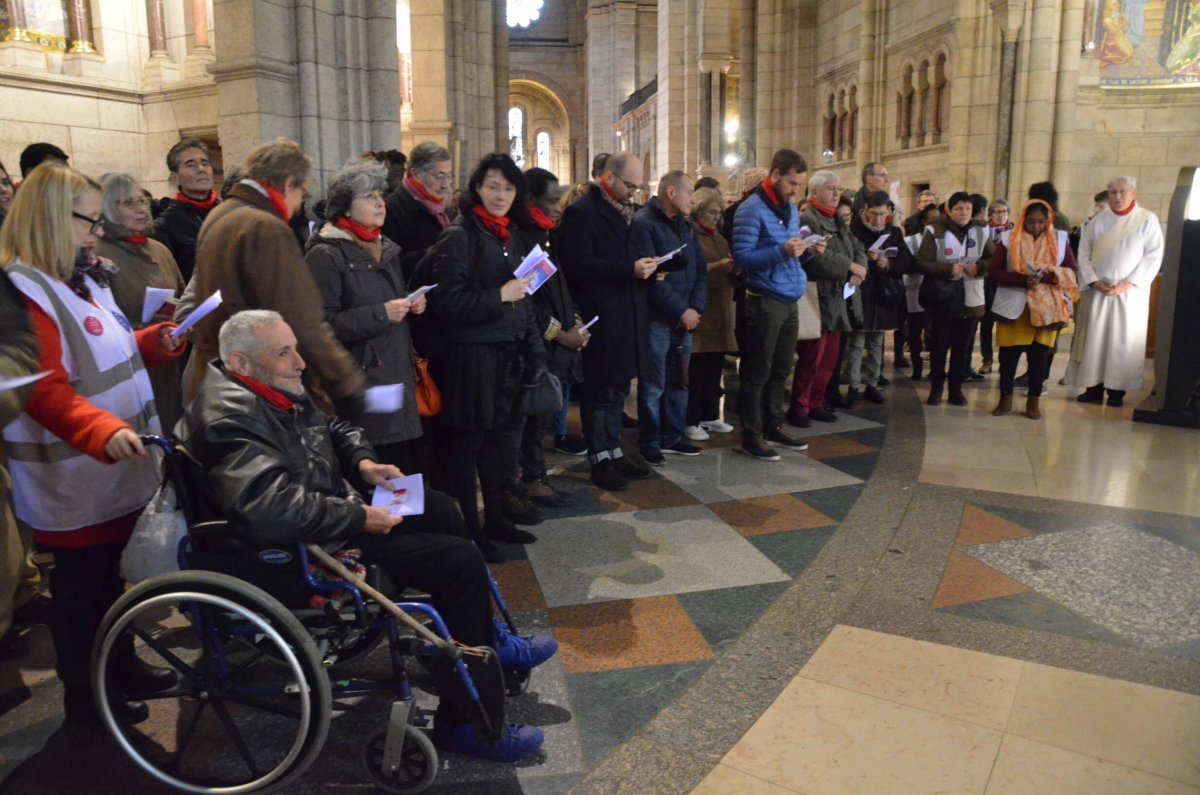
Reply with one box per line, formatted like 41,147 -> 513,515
0,163 -> 186,725
418,153 -> 547,563
97,172 -> 187,432
305,160 -> 427,473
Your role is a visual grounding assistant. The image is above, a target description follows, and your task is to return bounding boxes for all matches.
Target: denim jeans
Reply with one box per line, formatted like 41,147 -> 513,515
847,330 -> 884,389
638,321 -> 692,452
552,381 -> 571,437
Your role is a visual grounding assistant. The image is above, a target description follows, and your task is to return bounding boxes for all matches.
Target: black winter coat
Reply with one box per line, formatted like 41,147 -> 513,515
304,226 -> 423,447
382,186 -> 447,282
629,197 -> 707,325
556,185 -> 648,384
514,221 -> 583,385
180,361 -> 376,546
153,198 -> 219,282
848,217 -> 912,331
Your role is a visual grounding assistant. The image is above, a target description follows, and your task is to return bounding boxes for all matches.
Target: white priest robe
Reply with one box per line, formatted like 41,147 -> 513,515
1064,205 -> 1164,392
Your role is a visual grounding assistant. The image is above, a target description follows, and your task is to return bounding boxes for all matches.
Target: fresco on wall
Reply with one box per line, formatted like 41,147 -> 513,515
1098,0 -> 1200,87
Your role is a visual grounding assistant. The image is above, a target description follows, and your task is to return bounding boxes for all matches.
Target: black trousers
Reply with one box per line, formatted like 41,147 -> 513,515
927,315 -> 975,394
686,352 -> 725,425
374,438 -> 426,476
520,409 -> 552,481
353,489 -> 492,649
447,414 -> 522,536
906,311 -> 928,362
998,343 -> 1051,396
961,318 -> 980,375
50,537 -> 130,706
580,379 -> 630,462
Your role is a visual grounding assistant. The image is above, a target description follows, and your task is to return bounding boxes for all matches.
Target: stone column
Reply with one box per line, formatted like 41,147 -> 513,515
185,0 -> 217,79
144,0 -> 181,85
699,71 -> 713,166
991,0 -> 1025,199
0,0 -> 45,69
408,0 -> 454,147
66,0 -> 96,54
1050,0 -> 1084,205
587,0 -> 640,163
737,0 -> 757,161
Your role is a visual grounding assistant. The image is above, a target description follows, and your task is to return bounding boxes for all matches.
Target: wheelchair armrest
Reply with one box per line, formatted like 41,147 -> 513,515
188,520 -> 248,552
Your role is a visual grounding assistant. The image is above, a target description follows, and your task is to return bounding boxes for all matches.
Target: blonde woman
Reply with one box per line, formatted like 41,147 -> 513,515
0,164 -> 185,725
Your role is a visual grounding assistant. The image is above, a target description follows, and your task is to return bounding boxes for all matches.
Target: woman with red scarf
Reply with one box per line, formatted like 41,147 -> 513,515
686,187 -> 738,439
97,172 -> 187,432
304,161 -> 427,473
421,154 -> 546,563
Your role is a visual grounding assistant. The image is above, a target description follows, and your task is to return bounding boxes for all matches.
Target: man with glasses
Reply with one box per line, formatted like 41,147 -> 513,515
852,161 -> 891,214
557,151 -> 657,490
155,138 -> 219,282
382,141 -> 455,281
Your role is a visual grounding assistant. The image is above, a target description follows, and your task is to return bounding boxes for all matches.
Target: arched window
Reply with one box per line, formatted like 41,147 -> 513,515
508,107 -> 525,168
536,131 -> 552,170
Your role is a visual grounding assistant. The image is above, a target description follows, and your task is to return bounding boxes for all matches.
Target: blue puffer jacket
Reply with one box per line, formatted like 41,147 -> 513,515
731,185 -> 809,302
628,197 -> 707,325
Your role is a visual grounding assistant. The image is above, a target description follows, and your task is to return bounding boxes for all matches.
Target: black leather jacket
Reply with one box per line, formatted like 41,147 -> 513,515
178,361 -> 377,546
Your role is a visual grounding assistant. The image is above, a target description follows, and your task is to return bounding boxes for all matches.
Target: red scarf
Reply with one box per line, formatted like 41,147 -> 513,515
696,221 -> 717,235
809,200 -> 837,218
120,234 -> 148,245
256,180 -> 292,221
761,179 -> 783,207
405,174 -> 443,205
230,372 -> 295,411
471,205 -> 510,243
174,189 -> 219,213
599,174 -> 623,204
1113,200 -> 1136,216
529,206 -> 555,231
333,215 -> 382,241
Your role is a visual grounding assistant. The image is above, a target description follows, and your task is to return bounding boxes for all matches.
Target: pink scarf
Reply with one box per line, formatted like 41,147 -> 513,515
403,175 -> 449,230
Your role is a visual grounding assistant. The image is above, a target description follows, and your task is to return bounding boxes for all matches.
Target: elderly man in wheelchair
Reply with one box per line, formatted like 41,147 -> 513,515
93,309 -> 557,792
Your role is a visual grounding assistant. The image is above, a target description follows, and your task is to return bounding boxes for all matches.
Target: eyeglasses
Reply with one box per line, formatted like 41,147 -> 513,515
72,212 -> 103,234
620,178 -> 639,192
426,172 -> 454,184
120,198 -> 152,209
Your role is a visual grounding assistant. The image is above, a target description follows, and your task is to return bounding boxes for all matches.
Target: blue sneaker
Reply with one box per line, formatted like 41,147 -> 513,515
432,719 -> 544,763
494,624 -> 558,672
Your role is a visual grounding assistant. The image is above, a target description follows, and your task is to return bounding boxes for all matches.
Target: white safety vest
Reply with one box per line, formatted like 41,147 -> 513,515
933,225 -> 990,308
3,262 -> 161,532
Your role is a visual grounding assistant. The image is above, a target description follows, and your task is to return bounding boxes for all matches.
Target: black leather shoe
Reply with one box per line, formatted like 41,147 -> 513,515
877,375 -> 891,387
621,412 -> 638,428
500,490 -> 543,526
785,408 -> 811,428
844,389 -> 860,408
590,460 -> 629,491
477,539 -> 506,564
115,656 -> 179,697
809,407 -> 838,423
485,520 -> 537,544
1076,386 -> 1104,404
948,392 -> 968,406
864,386 -> 886,404
615,456 -> 652,480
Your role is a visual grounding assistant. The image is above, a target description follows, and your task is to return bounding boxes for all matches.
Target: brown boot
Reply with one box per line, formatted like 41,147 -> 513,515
992,394 -> 1013,416
1024,396 -> 1042,420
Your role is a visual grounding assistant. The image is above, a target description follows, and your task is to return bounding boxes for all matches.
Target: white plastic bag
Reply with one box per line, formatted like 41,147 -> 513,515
120,482 -> 187,583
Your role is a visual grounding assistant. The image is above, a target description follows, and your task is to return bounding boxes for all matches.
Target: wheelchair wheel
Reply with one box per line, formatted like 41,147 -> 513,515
361,722 -> 437,794
92,570 -> 332,793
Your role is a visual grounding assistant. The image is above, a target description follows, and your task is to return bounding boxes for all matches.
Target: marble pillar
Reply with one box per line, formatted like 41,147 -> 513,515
143,0 -> 181,86
185,0 -> 217,79
66,0 -> 96,54
0,0 -> 44,69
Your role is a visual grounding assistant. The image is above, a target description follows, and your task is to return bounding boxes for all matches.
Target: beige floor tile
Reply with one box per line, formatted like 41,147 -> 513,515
1006,663 -> 1200,787
692,763 -> 799,794
985,734 -> 1200,795
722,677 -> 1003,794
800,626 -> 1023,731
920,463 -> 1039,496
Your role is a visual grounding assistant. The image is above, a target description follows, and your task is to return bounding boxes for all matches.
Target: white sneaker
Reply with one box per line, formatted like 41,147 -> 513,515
684,425 -> 709,441
699,419 -> 734,434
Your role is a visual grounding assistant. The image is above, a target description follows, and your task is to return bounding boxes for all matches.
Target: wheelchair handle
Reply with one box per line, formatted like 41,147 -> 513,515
140,434 -> 176,454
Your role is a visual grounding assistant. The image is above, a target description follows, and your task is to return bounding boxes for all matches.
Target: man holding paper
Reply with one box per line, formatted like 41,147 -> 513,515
1064,176 -> 1164,407
628,170 -> 707,463
730,149 -> 816,460
181,311 -> 557,762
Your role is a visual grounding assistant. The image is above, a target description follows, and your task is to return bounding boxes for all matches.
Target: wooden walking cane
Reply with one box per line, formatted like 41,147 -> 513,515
305,543 -> 489,660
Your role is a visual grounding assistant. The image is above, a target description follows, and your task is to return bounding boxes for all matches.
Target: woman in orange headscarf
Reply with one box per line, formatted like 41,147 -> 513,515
988,200 -> 1078,419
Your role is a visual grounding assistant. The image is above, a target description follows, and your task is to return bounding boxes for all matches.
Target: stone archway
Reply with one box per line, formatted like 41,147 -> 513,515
508,78 -> 573,182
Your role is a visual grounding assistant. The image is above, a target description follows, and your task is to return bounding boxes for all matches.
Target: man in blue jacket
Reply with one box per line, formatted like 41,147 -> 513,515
628,171 -> 708,464
731,149 -> 821,460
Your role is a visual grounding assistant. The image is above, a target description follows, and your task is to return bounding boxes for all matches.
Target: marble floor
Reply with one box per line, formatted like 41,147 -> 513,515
1,349 -> 1198,794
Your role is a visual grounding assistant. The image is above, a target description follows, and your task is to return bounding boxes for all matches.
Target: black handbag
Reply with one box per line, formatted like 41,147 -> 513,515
918,276 -> 964,316
520,371 -> 563,416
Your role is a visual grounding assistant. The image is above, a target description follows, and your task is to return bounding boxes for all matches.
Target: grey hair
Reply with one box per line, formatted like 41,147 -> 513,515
1108,175 -> 1137,190
409,141 -> 452,174
691,187 -> 724,220
808,170 -> 841,195
99,172 -> 141,227
219,309 -> 285,365
324,160 -> 388,220
988,198 -> 1009,212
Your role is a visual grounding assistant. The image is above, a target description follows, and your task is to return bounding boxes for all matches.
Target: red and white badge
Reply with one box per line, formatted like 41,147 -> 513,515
83,316 -> 104,336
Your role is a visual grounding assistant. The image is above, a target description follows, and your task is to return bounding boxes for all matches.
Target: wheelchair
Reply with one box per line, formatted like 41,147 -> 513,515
90,436 -> 538,793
